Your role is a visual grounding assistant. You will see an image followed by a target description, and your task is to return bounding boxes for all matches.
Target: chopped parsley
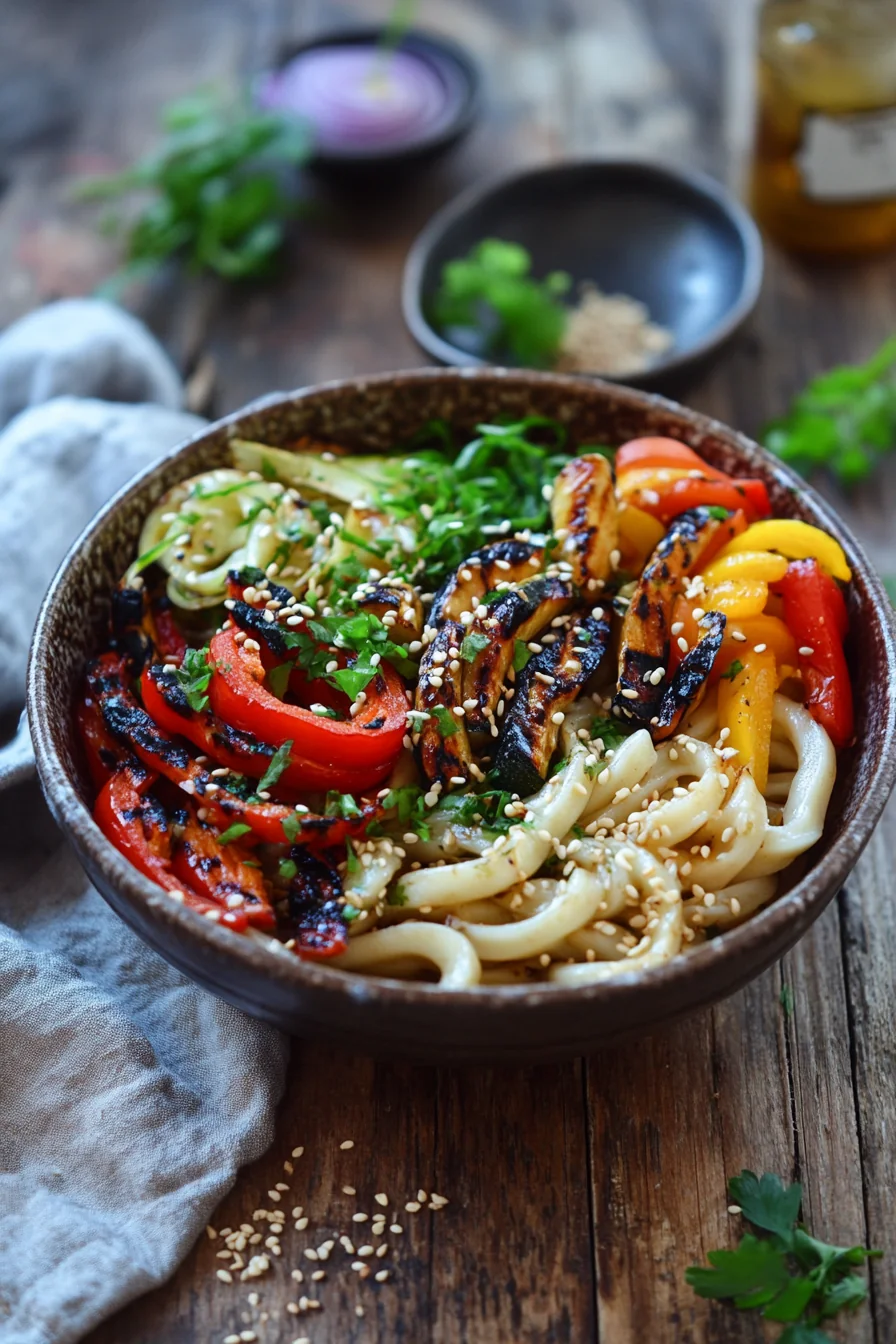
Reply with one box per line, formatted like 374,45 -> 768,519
278,857 -> 298,880
512,639 -> 532,673
324,791 -> 363,819
173,646 -> 213,712
257,740 -> 293,793
435,788 -> 528,837
344,840 -> 360,875
590,715 -> 634,753
285,609 -> 416,702
217,822 -> 252,846
388,882 -> 408,907
281,813 -> 302,843
430,704 -> 460,737
378,785 -> 431,840
721,659 -> 745,682
686,1171 -> 880,1338
706,505 -> 731,521
343,902 -> 361,922
460,632 -> 490,662
267,662 -> 291,701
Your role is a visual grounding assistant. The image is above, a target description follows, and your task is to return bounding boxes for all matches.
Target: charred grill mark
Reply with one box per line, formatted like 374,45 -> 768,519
100,695 -> 192,771
463,575 -> 576,732
151,666 -> 193,718
363,716 -> 386,730
613,508 -> 729,736
493,613 -> 611,793
430,539 -> 544,625
414,620 -> 472,788
230,601 -> 289,657
287,849 -> 347,956
356,582 -> 423,640
551,454 -> 618,587
227,567 -> 295,608
653,610 -> 726,741
111,586 -> 145,634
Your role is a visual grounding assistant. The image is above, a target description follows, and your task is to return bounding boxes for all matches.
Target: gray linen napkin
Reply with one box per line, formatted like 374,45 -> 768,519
0,302 -> 289,1344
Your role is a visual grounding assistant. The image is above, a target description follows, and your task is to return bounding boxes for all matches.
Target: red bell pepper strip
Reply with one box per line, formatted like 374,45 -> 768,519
148,596 -> 188,665
76,694 -> 131,789
285,848 -> 349,960
775,559 -> 854,749
626,476 -> 772,525
171,809 -> 276,933
616,437 -> 732,482
208,628 -> 407,780
86,655 -> 378,848
141,664 -> 377,797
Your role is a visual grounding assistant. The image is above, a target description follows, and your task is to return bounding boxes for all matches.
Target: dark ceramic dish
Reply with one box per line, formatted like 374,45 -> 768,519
261,27 -> 480,177
28,370 -> 896,1062
403,159 -> 764,388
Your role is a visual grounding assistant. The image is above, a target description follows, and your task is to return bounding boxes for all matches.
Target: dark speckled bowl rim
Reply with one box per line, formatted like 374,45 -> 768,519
401,156 -> 765,385
27,368 -> 896,1022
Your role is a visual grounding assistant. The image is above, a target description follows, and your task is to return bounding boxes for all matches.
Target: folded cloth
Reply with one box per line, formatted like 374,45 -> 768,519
0,306 -> 289,1343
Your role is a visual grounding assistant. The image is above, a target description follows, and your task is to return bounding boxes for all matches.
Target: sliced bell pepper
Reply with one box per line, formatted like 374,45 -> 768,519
704,578 -> 769,620
712,520 -> 851,583
76,694 -> 131,789
617,503 -> 666,573
86,655 -> 379,847
208,628 -> 406,779
624,476 -> 772,525
284,847 -> 349,960
701,550 -> 789,586
775,559 -> 854,749
616,437 -> 731,482
171,809 -> 276,933
716,648 -> 777,793
713,614 -> 798,687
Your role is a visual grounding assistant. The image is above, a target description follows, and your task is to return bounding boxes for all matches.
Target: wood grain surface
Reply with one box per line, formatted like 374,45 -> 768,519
2,0 -> 894,1340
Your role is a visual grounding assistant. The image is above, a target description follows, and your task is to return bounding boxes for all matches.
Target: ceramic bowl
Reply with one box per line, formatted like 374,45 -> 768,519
402,159 -> 764,388
27,369 -> 896,1062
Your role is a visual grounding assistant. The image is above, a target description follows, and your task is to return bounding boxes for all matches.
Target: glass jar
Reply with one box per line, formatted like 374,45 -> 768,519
752,0 -> 896,254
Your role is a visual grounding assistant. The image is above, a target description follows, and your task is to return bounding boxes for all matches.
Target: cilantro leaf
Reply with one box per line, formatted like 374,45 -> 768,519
729,1171 -> 803,1240
513,639 -> 532,672
430,704 -> 460,737
217,822 -> 253,846
721,659 -> 745,682
380,785 -> 431,840
344,840 -> 360,875
686,1235 -> 791,1303
173,645 -> 213,712
706,504 -> 731,520
324,792 -> 362,819
281,813 -> 302,843
460,632 -> 490,662
267,662 -> 291,701
279,857 -> 297,880
257,740 -> 293,794
590,715 -> 634,752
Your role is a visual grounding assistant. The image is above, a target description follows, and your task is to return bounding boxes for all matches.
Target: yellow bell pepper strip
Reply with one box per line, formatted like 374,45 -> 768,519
701,550 -> 789,586
712,614 -> 799,687
617,502 -> 666,573
705,578 -> 769,619
716,648 -> 776,793
711,520 -> 851,582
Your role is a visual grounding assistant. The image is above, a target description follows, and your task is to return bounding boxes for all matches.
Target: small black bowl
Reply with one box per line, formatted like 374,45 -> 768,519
259,26 -> 480,178
402,157 -> 764,387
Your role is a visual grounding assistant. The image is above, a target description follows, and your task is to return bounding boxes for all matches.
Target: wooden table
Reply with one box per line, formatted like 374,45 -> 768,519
2,1 -> 895,1340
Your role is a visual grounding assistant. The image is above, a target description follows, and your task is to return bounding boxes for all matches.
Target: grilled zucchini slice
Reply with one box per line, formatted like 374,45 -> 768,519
355,581 -> 423,642
493,611 -> 612,796
461,574 -> 576,733
414,620 -> 473,789
612,507 -> 732,733
430,539 -> 544,624
550,453 -> 618,588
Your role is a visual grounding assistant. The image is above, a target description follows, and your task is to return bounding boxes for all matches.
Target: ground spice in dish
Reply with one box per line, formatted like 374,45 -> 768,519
555,283 -> 674,377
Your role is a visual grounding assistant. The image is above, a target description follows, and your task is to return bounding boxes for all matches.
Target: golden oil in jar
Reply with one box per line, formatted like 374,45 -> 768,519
752,0 -> 896,255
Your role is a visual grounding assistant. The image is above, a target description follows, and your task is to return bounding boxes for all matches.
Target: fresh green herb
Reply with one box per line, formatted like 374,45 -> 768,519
342,902 -> 362,922
549,756 -> 568,778
375,416 -> 568,588
379,785 -> 432,840
257,740 -> 293,793
344,840 -> 360,875
590,715 -> 634,753
281,813 -> 302,843
324,792 -> 363,819
686,1171 -> 880,1339
173,645 -> 213,712
435,788 -> 529,837
780,984 -> 794,1018
76,90 -> 313,283
388,883 -> 409,907
480,590 -> 503,606
133,533 -> 177,573
430,704 -> 460,737
460,632 -> 491,663
267,662 -> 292,701
278,857 -> 298,881
721,659 -> 745,682
217,822 -> 252,846
706,505 -> 731,520
260,456 -> 278,482
432,238 -> 571,367
512,639 -> 532,673
764,335 -> 896,486
289,609 -> 416,701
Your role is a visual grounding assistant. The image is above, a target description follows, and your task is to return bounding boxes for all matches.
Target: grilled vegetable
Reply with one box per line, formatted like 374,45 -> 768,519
652,610 -> 726,741
549,452 -> 618,588
285,847 -> 350,959
355,581 -> 423,642
430,538 -> 544,624
493,611 -> 612,795
171,808 -> 276,932
414,621 -> 473,789
461,574 -> 576,732
613,507 -> 738,733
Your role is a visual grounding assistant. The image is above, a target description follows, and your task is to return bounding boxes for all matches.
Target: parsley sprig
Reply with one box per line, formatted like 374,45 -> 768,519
285,610 -> 416,702
172,646 -> 214,712
764,335 -> 896,486
686,1170 -> 880,1340
434,787 -> 528,837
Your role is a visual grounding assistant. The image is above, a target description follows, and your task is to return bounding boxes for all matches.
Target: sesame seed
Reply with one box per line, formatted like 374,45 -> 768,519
304,1249 -> 318,1261
405,1200 -> 421,1212
728,1203 -> 742,1215
621,688 -> 639,700
374,1192 -> 389,1206
799,645 -> 814,656
551,711 -> 565,725
352,1212 -> 369,1223
753,643 -> 767,653
340,1139 -> 355,1150
357,1245 -> 374,1256
375,1269 -> 391,1282
216,1269 -> 233,1283
390,1223 -> 403,1234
